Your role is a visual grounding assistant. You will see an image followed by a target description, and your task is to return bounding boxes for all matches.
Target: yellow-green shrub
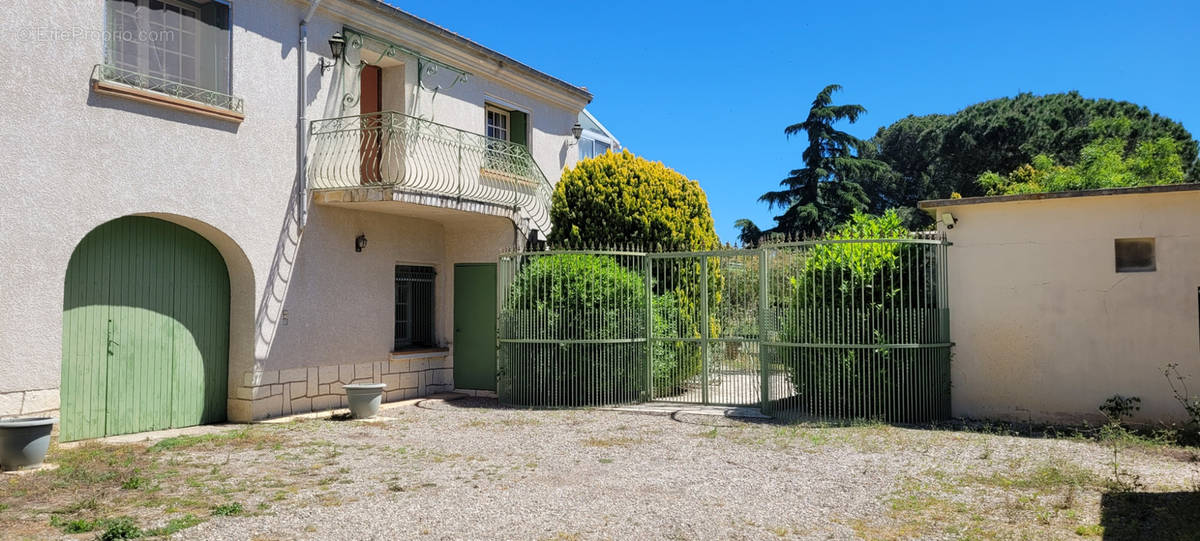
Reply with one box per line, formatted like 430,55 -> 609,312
550,150 -> 718,250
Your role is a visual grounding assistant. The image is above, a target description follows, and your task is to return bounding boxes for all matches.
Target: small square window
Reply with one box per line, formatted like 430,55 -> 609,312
1115,238 -> 1155,273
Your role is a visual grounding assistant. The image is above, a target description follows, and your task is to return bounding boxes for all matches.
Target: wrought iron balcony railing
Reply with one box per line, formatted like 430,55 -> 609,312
91,64 -> 245,113
307,111 -> 553,232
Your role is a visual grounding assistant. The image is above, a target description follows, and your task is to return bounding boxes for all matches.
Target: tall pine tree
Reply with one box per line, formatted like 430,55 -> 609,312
738,84 -> 890,242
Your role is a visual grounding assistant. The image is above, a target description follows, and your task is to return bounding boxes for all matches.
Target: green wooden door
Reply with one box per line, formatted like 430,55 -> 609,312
453,263 -> 497,391
61,217 -> 229,442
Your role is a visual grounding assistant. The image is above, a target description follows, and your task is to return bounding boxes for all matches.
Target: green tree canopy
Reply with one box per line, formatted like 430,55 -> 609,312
860,92 -> 1198,224
738,84 -> 891,242
978,118 -> 1187,195
549,149 -> 718,250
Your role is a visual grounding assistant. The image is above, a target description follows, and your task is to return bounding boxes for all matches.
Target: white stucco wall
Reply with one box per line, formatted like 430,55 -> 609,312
931,188 -> 1200,424
0,0 -> 586,423
0,0 -> 335,406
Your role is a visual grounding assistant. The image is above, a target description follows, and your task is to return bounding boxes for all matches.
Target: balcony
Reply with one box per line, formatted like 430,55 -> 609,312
307,111 -> 553,232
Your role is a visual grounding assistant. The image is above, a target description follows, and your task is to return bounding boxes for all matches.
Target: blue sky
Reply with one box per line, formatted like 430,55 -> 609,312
391,0 -> 1200,242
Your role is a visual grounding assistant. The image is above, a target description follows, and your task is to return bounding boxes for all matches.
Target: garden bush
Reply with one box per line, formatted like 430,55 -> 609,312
549,150 -> 719,251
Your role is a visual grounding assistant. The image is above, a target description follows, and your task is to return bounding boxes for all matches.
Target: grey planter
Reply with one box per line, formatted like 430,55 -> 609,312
0,417 -> 56,471
342,384 -> 387,419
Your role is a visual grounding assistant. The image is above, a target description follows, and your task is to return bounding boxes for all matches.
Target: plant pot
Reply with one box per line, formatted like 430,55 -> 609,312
342,384 -> 387,419
0,417 -> 56,471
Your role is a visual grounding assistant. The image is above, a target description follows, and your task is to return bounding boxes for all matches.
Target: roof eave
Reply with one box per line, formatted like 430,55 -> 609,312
918,183 -> 1200,215
323,0 -> 592,109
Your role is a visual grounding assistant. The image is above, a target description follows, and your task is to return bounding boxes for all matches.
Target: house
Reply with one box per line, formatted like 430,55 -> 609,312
0,0 -> 593,441
577,109 -> 622,159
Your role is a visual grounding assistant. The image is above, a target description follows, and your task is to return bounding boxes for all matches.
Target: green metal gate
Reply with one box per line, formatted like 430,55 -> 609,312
496,238 -> 951,421
61,216 -> 230,442
496,250 -> 649,406
647,250 -> 763,407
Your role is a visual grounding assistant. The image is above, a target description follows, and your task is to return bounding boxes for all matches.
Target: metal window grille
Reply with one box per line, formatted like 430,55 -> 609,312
395,265 -> 436,350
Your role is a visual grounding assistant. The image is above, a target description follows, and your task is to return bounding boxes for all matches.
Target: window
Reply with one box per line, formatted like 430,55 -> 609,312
395,265 -> 436,350
105,0 -> 231,94
483,104 -> 529,172
485,104 -> 528,146
1115,238 -> 1155,273
485,106 -> 510,141
578,137 -> 611,160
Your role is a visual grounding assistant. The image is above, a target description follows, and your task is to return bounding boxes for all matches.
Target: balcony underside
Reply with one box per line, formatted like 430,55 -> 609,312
312,186 -> 522,225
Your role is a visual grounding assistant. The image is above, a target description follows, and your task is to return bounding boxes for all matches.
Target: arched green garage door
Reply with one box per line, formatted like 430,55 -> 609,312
61,216 -> 230,442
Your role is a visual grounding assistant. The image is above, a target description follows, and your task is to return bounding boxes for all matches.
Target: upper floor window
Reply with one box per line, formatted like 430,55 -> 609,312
485,106 -> 509,141
105,0 -> 231,95
579,137 -> 611,160
485,103 -> 528,146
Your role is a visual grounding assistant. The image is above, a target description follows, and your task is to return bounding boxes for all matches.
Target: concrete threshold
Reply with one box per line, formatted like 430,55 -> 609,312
600,402 -> 772,420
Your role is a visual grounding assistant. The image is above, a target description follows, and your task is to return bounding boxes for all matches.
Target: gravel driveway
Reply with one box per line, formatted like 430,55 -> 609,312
4,396 -> 1199,540
186,397 -> 1196,540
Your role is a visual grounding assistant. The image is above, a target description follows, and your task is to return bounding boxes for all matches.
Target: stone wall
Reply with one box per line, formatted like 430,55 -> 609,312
231,351 -> 454,420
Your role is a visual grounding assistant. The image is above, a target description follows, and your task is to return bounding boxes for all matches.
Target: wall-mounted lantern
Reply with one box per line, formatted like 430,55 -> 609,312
571,122 -> 583,141
354,233 -> 367,253
319,32 -> 346,73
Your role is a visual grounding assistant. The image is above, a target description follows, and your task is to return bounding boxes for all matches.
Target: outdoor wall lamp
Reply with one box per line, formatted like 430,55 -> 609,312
571,122 -> 583,141
941,213 -> 957,230
319,32 -> 346,73
354,233 -> 367,252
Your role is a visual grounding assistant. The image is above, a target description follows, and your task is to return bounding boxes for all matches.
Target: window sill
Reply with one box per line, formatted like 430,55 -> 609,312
389,347 -> 450,360
91,78 -> 245,124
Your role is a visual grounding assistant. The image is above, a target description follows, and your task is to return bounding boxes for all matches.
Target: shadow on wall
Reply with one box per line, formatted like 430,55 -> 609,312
254,183 -> 304,364
1100,491 -> 1200,538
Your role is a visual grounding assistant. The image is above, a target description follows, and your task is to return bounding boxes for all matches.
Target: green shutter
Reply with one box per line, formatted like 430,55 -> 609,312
509,110 -> 528,146
61,216 -> 229,442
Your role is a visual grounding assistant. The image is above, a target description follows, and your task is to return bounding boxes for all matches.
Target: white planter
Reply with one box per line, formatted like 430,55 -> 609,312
342,384 -> 387,419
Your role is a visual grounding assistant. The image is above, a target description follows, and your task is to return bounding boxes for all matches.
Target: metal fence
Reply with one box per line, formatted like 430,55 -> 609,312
496,238 -> 951,422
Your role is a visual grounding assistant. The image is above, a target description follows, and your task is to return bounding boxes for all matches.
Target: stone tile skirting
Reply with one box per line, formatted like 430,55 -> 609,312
0,388 -> 60,419
231,353 -> 453,420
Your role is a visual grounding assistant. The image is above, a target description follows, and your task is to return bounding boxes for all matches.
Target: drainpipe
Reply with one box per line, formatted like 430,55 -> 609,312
297,0 -> 322,229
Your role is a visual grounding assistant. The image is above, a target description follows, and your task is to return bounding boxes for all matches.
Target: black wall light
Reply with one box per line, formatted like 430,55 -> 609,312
355,233 -> 367,252
319,32 -> 346,73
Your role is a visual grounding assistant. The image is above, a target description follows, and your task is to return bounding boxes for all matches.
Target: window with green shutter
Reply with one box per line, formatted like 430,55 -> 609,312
485,103 -> 528,146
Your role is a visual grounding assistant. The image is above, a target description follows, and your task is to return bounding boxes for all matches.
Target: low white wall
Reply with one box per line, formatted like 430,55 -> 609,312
933,188 -> 1200,424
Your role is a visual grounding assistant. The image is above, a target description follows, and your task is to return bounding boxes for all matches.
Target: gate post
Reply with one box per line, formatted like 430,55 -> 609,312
700,255 -> 710,405
758,247 -> 771,415
644,254 -> 653,402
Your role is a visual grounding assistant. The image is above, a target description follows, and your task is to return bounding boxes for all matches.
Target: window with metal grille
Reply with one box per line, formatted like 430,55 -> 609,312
395,265 -> 436,350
